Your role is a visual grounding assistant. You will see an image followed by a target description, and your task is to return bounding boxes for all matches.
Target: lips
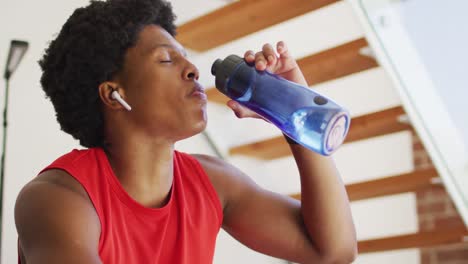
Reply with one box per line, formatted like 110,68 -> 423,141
190,83 -> 207,100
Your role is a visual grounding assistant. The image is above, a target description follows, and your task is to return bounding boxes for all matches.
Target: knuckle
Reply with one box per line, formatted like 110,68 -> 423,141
244,50 -> 254,56
262,43 -> 272,50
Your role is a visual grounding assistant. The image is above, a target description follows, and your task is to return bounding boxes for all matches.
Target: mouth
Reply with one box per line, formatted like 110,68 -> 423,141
190,83 -> 207,100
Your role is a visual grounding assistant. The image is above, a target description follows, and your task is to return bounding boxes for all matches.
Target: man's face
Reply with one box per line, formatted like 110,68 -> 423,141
117,25 -> 207,141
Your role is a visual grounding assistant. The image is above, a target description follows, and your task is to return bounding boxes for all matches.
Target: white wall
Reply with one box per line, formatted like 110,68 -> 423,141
0,1 -> 419,263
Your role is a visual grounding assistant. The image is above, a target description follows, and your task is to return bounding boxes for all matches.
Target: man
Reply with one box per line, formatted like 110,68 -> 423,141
14,0 -> 357,263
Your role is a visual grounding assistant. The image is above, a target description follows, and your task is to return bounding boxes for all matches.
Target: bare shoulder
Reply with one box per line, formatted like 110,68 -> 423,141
33,169 -> 89,198
15,169 -> 101,263
190,154 -> 261,214
191,153 -> 245,187
15,169 -> 96,223
191,154 -> 234,175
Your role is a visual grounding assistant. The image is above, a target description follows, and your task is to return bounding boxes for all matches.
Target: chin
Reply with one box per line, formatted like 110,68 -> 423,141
192,118 -> 208,135
176,119 -> 208,141
194,109 -> 208,132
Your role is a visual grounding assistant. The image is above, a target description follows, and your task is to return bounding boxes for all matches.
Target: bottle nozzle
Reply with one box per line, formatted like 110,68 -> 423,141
211,55 -> 246,95
211,59 -> 222,75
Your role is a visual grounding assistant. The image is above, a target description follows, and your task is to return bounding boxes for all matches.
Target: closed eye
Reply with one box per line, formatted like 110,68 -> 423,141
159,60 -> 172,63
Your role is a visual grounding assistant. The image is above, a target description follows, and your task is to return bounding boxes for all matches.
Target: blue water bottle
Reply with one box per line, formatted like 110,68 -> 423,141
211,55 -> 351,156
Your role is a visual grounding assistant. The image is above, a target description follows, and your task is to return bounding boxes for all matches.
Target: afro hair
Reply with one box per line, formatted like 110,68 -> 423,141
39,0 -> 176,147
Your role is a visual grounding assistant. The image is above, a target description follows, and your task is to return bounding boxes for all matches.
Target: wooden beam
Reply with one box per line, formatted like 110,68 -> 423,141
290,168 -> 439,201
206,88 -> 229,105
206,38 -> 378,105
300,38 -> 378,86
229,136 -> 292,160
358,227 -> 468,253
290,169 -> 468,254
229,106 -> 411,160
177,0 -> 339,51
344,105 -> 410,143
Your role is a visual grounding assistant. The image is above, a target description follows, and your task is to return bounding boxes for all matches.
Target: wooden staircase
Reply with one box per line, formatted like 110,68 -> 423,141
176,0 -> 468,260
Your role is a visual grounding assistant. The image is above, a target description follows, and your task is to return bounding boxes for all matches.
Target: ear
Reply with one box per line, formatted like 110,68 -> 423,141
98,82 -> 128,110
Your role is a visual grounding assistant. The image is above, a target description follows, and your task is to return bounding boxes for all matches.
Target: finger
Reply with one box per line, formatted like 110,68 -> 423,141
277,41 -> 292,59
262,43 -> 277,65
227,100 -> 257,118
254,51 -> 268,71
244,50 -> 255,64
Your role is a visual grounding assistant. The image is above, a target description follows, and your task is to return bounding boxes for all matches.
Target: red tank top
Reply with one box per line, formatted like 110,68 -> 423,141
24,148 -> 223,264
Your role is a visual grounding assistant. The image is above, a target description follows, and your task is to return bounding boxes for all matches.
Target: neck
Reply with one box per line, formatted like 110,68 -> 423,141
103,134 -> 175,208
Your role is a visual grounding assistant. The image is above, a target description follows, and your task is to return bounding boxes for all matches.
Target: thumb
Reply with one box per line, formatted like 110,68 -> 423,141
277,41 -> 292,60
227,100 -> 257,119
227,100 -> 270,122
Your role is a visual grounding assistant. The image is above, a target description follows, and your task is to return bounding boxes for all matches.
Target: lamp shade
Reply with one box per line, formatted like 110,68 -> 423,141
4,40 -> 29,79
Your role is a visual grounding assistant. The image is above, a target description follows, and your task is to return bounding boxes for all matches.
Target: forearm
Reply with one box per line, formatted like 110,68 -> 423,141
290,144 -> 357,262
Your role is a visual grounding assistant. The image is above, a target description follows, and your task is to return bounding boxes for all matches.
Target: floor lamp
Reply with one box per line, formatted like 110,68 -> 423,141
1,40 -> 29,254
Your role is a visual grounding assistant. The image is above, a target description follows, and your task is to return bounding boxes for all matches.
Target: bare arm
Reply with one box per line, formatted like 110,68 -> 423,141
15,170 -> 102,264
198,42 -> 357,264
195,154 -> 318,263
196,151 -> 356,264
289,145 -> 357,263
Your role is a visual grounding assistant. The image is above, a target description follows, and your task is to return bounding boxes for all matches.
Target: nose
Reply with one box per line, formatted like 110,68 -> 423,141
183,61 -> 199,81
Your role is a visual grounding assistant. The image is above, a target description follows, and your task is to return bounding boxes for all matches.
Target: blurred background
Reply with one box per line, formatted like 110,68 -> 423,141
0,0 -> 467,263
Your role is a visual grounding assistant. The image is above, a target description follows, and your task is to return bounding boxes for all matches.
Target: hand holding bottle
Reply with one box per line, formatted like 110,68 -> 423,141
227,41 -> 306,119
212,42 -> 350,155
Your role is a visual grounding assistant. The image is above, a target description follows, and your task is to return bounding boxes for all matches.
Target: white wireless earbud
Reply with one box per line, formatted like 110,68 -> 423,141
111,90 -> 132,111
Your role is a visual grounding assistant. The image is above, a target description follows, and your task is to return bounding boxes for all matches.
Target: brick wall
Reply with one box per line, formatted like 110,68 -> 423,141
413,133 -> 468,264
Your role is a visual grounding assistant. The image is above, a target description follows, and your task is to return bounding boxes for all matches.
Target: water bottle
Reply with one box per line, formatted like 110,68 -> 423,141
211,55 -> 351,156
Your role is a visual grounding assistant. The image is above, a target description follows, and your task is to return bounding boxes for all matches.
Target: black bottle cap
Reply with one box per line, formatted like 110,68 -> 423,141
211,55 -> 244,95
211,59 -> 222,75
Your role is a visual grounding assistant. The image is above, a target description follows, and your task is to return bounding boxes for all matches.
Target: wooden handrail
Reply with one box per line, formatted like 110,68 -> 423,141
358,227 -> 468,253
206,37 -> 378,105
290,168 -> 439,201
177,0 -> 339,51
229,106 -> 410,160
